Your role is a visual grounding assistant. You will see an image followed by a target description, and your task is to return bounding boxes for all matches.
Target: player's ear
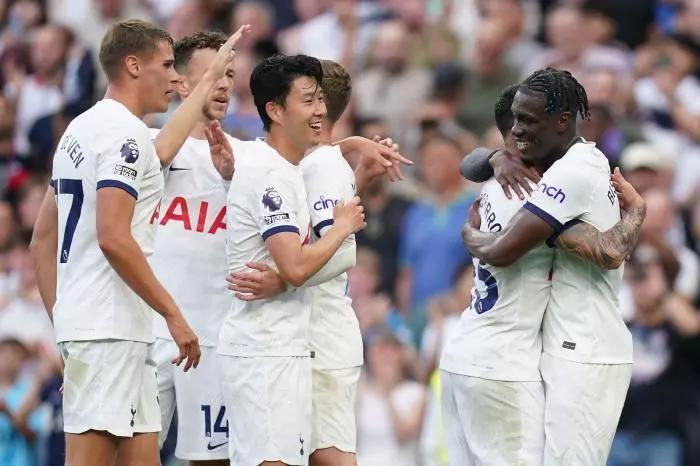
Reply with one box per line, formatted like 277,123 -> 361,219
124,55 -> 140,78
557,111 -> 573,133
265,101 -> 282,126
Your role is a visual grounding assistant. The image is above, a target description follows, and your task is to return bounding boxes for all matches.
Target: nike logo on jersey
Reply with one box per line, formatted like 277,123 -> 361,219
169,166 -> 191,171
207,441 -> 227,450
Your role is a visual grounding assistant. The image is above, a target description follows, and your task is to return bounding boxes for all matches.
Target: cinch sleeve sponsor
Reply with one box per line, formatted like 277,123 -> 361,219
524,158 -> 595,244
303,157 -> 346,238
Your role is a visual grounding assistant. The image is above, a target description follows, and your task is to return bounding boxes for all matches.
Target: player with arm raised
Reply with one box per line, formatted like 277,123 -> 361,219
148,31 -> 255,465
217,54 -> 365,466
461,69 -> 646,465
29,20 -> 244,466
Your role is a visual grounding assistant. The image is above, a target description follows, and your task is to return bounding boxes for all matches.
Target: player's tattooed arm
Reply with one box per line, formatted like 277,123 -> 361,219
556,168 -> 646,269
555,206 -> 646,269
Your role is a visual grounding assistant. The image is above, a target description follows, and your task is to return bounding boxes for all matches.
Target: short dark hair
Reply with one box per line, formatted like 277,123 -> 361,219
173,31 -> 227,73
320,60 -> 352,123
250,54 -> 323,131
494,84 -> 519,136
99,20 -> 172,79
519,67 -> 590,121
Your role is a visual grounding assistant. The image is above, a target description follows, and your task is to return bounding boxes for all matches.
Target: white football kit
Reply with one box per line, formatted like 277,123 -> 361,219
51,99 -> 163,436
217,139 -> 312,466
301,145 -> 363,455
524,140 -> 633,465
439,178 -> 553,466
149,131 -> 249,460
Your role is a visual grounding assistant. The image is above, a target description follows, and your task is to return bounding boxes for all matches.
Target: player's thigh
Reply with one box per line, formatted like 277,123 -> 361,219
541,354 -> 632,466
60,339 -> 159,438
65,431 -> 118,466
310,366 -> 361,456
218,354 -> 311,466
152,337 -> 177,448
440,370 -> 474,466
174,345 -> 229,461
310,446 -> 356,466
456,374 -> 544,466
114,432 -> 160,466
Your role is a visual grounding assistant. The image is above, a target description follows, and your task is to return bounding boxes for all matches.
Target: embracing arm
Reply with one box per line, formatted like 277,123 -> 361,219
555,204 -> 646,269
462,206 -> 554,267
556,168 -> 647,269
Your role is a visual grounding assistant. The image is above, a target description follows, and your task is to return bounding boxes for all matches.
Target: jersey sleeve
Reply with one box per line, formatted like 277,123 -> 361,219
254,171 -> 301,241
523,157 -> 596,239
95,126 -> 151,199
302,154 -> 349,238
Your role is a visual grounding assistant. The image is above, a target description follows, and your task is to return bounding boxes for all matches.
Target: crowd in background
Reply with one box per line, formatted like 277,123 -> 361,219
1,0 -> 700,465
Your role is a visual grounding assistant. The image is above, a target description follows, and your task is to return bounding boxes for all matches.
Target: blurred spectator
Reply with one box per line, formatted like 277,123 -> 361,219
228,0 -> 276,49
526,4 -> 631,80
0,94 -> 15,189
221,49 -> 264,140
280,0 -> 382,69
356,329 -> 426,466
48,0 -> 154,85
579,103 -> 628,167
396,134 -> 472,338
633,36 -> 700,144
0,240 -> 55,352
8,25 -> 67,155
610,245 -> 700,466
15,176 -> 46,239
350,247 -> 413,345
414,62 -> 478,153
354,20 -> 431,149
355,176 -> 412,295
458,18 -> 519,137
638,189 -> 700,303
0,337 -> 45,466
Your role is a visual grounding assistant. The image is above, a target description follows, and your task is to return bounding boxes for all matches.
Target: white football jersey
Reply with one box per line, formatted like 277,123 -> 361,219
525,140 -> 633,364
51,99 -> 163,343
217,139 -> 312,357
301,145 -> 363,369
149,131 -> 250,346
439,179 -> 554,381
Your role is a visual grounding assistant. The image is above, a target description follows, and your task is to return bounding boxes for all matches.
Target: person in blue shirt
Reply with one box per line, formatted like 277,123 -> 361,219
396,134 -> 473,340
0,337 -> 45,466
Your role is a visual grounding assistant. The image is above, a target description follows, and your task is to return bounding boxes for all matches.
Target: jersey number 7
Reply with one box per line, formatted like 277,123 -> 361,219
53,179 -> 84,263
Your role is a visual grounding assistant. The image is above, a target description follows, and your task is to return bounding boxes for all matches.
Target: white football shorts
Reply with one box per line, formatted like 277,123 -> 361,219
154,338 -> 228,460
310,366 -> 361,454
440,370 -> 545,466
540,353 -> 632,466
59,339 -> 161,437
218,354 -> 312,466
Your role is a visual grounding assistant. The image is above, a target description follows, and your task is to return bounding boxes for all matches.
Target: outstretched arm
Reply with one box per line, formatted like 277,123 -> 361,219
555,168 -> 646,269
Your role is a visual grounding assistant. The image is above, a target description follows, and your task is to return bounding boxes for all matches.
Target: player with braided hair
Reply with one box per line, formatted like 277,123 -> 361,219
461,68 -> 641,464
